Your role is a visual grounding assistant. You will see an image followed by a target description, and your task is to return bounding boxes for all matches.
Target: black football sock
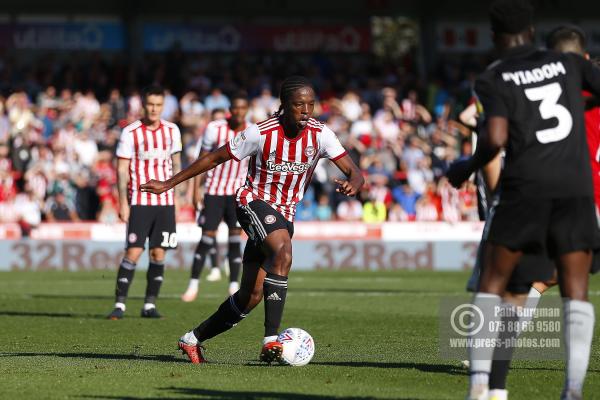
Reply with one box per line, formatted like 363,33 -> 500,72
209,242 -> 219,269
191,236 -> 215,279
228,237 -> 242,283
489,359 -> 511,390
489,305 -> 519,389
263,272 -> 288,337
193,293 -> 247,342
115,258 -> 136,304
144,260 -> 165,304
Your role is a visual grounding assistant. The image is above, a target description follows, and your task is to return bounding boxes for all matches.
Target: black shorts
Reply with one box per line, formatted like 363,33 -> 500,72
485,195 -> 600,257
126,205 -> 177,250
198,195 -> 240,231
236,200 -> 294,265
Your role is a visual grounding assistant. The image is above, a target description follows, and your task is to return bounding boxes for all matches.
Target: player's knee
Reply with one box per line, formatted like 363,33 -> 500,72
276,242 -> 293,268
149,249 -> 165,263
203,230 -> 217,238
125,248 -> 143,264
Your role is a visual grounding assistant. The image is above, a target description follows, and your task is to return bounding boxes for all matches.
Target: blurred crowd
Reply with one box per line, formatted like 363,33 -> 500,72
0,51 -> 485,230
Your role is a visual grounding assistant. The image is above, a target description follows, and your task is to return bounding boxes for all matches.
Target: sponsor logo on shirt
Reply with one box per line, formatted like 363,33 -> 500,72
265,159 -> 310,174
137,149 -> 171,160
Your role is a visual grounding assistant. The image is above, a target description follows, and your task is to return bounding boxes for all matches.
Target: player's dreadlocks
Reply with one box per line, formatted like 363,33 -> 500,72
273,76 -> 313,117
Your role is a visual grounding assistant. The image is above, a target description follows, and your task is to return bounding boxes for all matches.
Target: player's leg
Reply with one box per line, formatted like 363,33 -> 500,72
467,195 -> 549,399
108,205 -> 151,319
183,195 -> 224,300
261,229 -> 292,339
139,246 -> 166,318
182,232 -> 217,301
178,241 -> 267,363
227,229 -> 243,295
556,251 -> 594,400
192,256 -> 265,342
236,200 -> 294,362
467,243 -> 522,399
206,195 -> 227,282
205,244 -> 221,281
143,206 -> 176,317
225,195 -> 243,295
550,197 -> 598,400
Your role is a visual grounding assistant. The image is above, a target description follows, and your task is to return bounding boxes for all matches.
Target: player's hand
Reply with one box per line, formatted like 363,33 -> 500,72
334,178 -> 359,197
140,179 -> 171,195
446,157 -> 474,188
119,204 -> 130,223
193,191 -> 205,211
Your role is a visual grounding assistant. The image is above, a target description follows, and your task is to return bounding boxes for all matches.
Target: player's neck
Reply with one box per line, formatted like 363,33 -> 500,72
228,119 -> 245,132
280,117 -> 302,138
142,118 -> 161,130
499,34 -> 532,53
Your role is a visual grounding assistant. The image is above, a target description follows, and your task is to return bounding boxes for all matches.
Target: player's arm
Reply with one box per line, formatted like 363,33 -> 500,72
170,151 -> 186,200
117,158 -> 131,222
141,146 -> 232,195
321,125 -> 364,196
332,154 -> 365,196
577,53 -> 600,96
481,153 -> 502,192
142,123 -> 259,195
446,118 -> 506,188
459,103 -> 478,130
446,74 -> 507,188
192,150 -> 209,208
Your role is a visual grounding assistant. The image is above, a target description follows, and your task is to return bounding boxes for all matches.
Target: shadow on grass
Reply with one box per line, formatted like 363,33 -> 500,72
289,287 -> 424,295
312,361 -> 466,375
31,294 -> 136,300
0,351 -> 188,363
0,310 -> 107,318
82,386 -> 423,399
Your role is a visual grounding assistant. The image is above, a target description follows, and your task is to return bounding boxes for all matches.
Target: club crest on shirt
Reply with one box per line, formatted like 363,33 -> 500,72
264,215 -> 276,225
304,146 -> 315,157
128,233 -> 137,243
231,132 -> 245,150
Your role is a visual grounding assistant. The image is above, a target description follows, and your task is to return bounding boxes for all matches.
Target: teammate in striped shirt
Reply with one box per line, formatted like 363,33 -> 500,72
107,86 -> 183,320
181,93 -> 250,301
141,76 -> 364,364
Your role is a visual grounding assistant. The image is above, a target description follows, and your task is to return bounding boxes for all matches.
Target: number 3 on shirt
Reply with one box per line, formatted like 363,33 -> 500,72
161,232 -> 178,248
524,82 -> 573,144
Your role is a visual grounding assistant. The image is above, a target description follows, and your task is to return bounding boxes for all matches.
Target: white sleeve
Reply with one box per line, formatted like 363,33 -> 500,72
116,128 -> 134,159
227,124 -> 260,161
320,125 -> 347,160
201,124 -> 218,153
170,125 -> 183,155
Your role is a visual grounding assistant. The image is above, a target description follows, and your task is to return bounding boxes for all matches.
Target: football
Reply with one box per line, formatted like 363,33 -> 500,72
277,328 -> 315,366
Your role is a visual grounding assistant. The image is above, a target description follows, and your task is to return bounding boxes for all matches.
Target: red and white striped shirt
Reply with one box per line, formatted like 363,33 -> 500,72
195,120 -> 249,196
116,119 -> 182,206
226,117 -> 347,221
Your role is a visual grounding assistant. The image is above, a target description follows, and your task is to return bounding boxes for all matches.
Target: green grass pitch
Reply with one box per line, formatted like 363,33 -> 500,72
1,269 -> 599,399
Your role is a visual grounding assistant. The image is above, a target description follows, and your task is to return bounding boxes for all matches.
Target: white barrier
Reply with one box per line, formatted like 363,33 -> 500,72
0,222 -> 484,271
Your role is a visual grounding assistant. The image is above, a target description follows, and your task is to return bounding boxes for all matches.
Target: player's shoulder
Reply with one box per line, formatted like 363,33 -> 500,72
122,119 -> 142,133
256,116 -> 280,134
207,119 -> 228,130
307,118 -> 325,132
161,119 -> 180,131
